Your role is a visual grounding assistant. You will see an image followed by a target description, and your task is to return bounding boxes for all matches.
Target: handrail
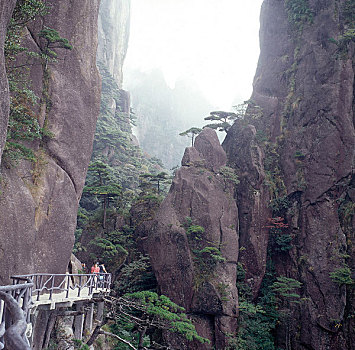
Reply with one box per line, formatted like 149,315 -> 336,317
11,273 -> 111,302
0,283 -> 33,292
0,283 -> 33,350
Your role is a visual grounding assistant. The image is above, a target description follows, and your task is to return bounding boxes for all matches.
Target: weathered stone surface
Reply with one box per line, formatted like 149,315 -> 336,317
31,310 -> 51,350
55,316 -> 75,350
41,0 -> 102,195
0,0 -> 16,164
0,156 -> 78,283
224,123 -> 271,296
0,0 -> 101,283
194,127 -> 227,171
181,147 -> 203,167
68,254 -> 82,274
224,0 -> 354,348
143,129 -> 239,349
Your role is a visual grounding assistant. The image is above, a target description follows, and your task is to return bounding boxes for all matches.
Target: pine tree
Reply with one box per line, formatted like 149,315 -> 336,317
179,127 -> 202,146
83,161 -> 121,229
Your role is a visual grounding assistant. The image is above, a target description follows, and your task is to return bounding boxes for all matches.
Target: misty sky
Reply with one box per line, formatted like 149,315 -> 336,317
124,0 -> 264,110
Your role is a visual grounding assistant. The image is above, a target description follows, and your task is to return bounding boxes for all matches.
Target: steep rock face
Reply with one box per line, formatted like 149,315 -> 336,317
0,0 -> 101,283
224,122 -> 271,296
97,0 -> 130,88
0,0 -> 16,164
143,128 -> 239,349
224,0 -> 354,349
96,0 -> 132,154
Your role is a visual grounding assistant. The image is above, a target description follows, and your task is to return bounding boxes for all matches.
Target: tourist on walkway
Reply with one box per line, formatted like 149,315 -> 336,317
81,262 -> 88,274
91,262 -> 100,274
99,263 -> 107,274
91,262 -> 100,286
98,262 -> 107,287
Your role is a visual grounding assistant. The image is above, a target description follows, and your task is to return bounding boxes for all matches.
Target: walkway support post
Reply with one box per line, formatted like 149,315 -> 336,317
74,302 -> 84,340
84,302 -> 94,334
96,301 -> 104,323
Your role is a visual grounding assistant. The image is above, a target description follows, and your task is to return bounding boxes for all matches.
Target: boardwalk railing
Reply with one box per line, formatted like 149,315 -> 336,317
0,282 -> 34,349
11,273 -> 111,303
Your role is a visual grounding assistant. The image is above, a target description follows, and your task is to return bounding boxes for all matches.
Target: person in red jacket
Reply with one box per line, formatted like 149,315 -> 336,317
90,262 -> 100,287
91,262 -> 100,274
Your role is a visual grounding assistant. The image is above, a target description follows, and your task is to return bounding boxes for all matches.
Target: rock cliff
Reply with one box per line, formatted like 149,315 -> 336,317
0,0 -> 17,164
140,128 -> 239,349
0,0 -> 101,283
96,0 -> 131,143
223,0 -> 354,349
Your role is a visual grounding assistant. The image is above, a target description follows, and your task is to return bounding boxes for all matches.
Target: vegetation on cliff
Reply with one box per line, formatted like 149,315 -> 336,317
3,0 -> 71,166
223,1 -> 355,349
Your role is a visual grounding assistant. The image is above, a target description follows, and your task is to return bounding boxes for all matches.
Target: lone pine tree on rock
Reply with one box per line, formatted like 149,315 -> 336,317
179,127 -> 202,146
203,101 -> 260,132
204,111 -> 238,132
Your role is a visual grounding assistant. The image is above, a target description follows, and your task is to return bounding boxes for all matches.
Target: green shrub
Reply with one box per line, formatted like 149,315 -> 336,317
330,266 -> 354,285
271,276 -> 302,302
186,225 -> 205,240
124,291 -> 210,344
284,0 -> 314,31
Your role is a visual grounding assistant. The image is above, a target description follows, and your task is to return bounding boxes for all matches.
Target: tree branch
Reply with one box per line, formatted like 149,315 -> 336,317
99,331 -> 137,350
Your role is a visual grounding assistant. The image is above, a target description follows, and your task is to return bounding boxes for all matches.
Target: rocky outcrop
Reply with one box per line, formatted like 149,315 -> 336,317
97,0 -> 130,88
0,0 -> 101,283
142,128 -> 239,349
224,0 -> 354,349
0,0 -> 17,164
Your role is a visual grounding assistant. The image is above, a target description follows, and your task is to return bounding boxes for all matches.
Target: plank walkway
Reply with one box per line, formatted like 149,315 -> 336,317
31,284 -> 109,309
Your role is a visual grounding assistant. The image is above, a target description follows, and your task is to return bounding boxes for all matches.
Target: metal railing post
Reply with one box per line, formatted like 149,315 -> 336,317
66,275 -> 70,299
50,275 -> 54,300
89,275 -> 93,295
78,275 -> 82,297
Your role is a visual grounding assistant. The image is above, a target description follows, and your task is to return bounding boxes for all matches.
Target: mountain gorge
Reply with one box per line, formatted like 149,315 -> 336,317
0,0 -> 354,349
136,0 -> 355,348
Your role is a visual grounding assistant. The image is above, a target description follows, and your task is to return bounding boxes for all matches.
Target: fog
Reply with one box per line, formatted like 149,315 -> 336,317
124,0 -> 263,110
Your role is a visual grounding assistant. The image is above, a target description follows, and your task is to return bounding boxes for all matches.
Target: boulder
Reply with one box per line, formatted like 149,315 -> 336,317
194,127 -> 227,171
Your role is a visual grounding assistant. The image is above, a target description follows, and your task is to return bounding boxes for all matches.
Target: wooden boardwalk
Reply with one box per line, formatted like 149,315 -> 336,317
31,284 -> 108,309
